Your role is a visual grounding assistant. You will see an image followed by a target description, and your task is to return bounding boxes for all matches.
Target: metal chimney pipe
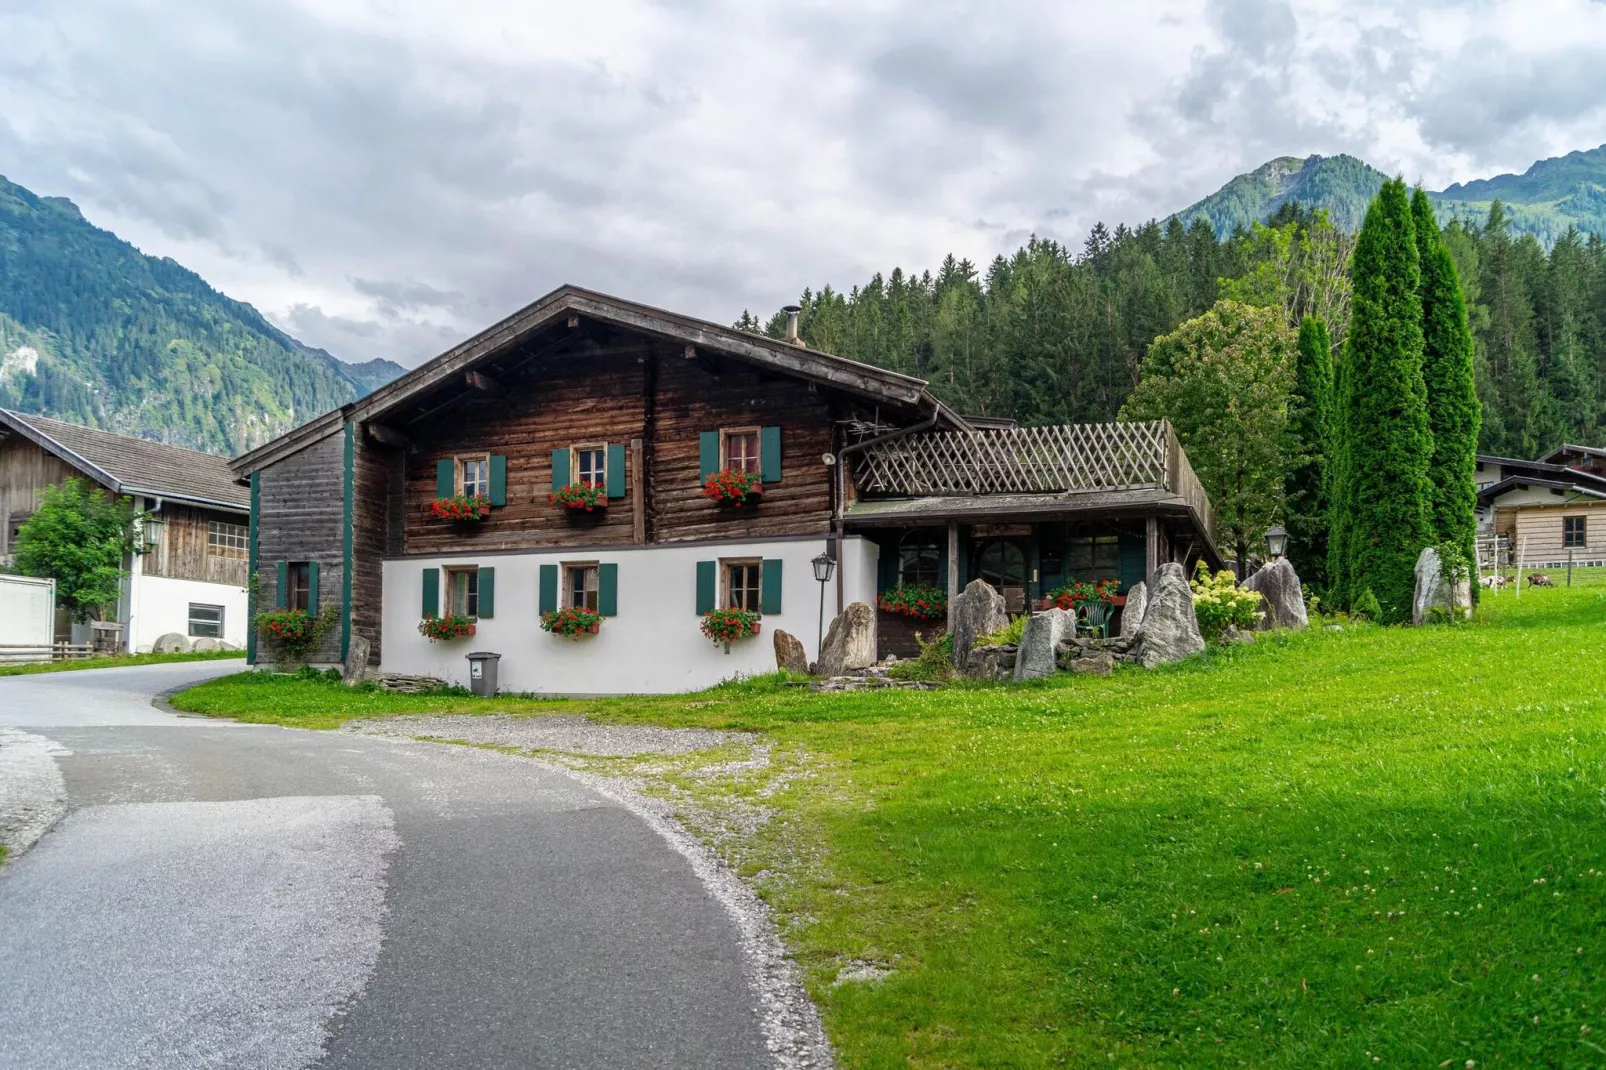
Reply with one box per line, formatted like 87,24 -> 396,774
782,304 -> 802,345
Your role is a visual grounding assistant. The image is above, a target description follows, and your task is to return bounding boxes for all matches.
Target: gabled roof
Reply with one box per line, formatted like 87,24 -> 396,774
0,411 -> 249,512
1539,443 -> 1606,464
1476,453 -> 1606,491
1476,475 -> 1606,507
231,285 -> 970,476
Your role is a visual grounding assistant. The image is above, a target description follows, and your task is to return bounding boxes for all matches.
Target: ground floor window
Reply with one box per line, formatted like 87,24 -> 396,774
897,530 -> 943,587
1564,515 -> 1587,548
188,603 -> 224,638
1066,535 -> 1120,582
286,562 -> 312,612
565,563 -> 600,610
724,559 -> 762,613
446,566 -> 479,618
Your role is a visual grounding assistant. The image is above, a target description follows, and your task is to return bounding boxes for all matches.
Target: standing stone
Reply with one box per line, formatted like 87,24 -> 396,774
152,633 -> 190,654
773,629 -> 810,675
949,579 -> 1008,673
1130,562 -> 1205,667
817,602 -> 876,677
1013,608 -> 1075,681
1240,557 -> 1308,630
1412,546 -> 1472,624
343,633 -> 371,686
1118,581 -> 1148,638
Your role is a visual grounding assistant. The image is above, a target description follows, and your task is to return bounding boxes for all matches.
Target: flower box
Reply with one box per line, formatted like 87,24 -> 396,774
419,614 -> 476,641
549,483 -> 607,513
878,583 -> 947,620
541,606 -> 603,640
700,607 -> 761,645
702,468 -> 763,507
430,495 -> 490,521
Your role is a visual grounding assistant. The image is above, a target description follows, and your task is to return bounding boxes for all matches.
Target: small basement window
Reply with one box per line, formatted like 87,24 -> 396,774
572,445 -> 607,488
723,558 -> 762,614
1564,515 -> 1587,548
459,456 -> 490,499
446,566 -> 480,618
208,520 -> 248,557
722,428 -> 761,474
188,603 -> 224,638
565,563 -> 600,611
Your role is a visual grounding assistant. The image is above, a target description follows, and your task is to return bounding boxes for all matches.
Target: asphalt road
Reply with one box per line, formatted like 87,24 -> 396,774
0,662 -> 781,1070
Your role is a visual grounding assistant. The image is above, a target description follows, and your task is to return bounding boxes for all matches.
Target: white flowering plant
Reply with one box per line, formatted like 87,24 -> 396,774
1190,561 -> 1263,641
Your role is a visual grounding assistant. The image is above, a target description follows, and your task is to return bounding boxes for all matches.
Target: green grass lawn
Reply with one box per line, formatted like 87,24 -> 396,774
0,649 -> 241,677
173,575 -> 1606,1067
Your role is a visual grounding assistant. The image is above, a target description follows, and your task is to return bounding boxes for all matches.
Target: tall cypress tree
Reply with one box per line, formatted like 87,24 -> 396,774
1330,178 -> 1434,622
1286,315 -> 1332,591
1412,188 -> 1482,568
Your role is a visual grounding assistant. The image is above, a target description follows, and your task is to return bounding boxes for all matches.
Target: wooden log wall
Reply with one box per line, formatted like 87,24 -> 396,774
352,433 -> 396,664
0,436 -> 86,557
256,432 -> 346,665
144,502 -> 250,586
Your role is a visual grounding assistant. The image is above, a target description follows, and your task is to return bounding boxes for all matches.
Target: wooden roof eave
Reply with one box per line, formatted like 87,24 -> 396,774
0,409 -> 123,495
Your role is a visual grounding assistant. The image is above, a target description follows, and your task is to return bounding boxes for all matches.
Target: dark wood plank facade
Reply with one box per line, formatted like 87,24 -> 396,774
0,435 -> 81,558
144,502 -> 250,586
255,431 -> 347,664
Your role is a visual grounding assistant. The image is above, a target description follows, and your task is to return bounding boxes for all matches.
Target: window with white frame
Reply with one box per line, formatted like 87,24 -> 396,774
459,456 -> 490,499
565,562 -> 600,611
188,603 -> 224,638
572,445 -> 607,488
207,520 -> 248,557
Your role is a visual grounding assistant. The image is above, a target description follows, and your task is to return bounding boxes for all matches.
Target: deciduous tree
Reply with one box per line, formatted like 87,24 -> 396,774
13,477 -> 140,621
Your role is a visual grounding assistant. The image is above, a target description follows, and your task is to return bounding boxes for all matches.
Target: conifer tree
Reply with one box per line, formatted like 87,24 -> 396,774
1411,187 -> 1482,571
1330,178 -> 1434,622
1285,315 -> 1332,591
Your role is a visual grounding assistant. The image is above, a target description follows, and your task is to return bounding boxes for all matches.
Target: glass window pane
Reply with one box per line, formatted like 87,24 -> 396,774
461,458 -> 488,498
725,433 -> 760,473
188,603 -> 223,638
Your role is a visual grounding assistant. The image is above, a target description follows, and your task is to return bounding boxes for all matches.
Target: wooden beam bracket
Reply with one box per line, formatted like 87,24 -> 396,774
465,370 -> 504,395
366,423 -> 411,450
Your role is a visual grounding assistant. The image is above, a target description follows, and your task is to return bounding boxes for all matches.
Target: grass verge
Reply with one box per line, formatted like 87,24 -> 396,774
172,574 -> 1606,1067
0,649 -> 242,677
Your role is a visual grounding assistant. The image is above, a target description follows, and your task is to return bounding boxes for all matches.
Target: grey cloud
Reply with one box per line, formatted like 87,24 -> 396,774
351,278 -> 471,318
1413,40 -> 1606,156
869,43 -> 1044,133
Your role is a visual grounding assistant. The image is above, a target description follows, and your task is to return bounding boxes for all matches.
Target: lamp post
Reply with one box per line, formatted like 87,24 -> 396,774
1265,524 -> 1289,561
811,551 -> 836,656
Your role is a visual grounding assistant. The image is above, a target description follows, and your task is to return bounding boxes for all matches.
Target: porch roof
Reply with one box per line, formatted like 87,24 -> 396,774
843,487 -> 1187,525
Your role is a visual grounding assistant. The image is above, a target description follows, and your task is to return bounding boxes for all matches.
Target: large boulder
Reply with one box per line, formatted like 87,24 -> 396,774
152,632 -> 190,654
1013,608 -> 1075,681
1118,581 -> 1148,638
1240,557 -> 1308,630
817,602 -> 876,677
1412,547 -> 1472,624
966,644 -> 1016,680
1067,651 -> 1116,676
950,579 -> 1008,673
1131,562 -> 1205,667
773,629 -> 810,675
343,633 -> 371,686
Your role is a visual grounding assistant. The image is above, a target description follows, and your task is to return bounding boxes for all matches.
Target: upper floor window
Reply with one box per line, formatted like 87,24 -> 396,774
208,520 -> 248,558
459,456 -> 490,499
1564,515 -> 1587,548
573,446 -> 607,488
566,563 -> 600,611
286,562 -> 312,613
446,566 -> 479,618
723,429 -> 761,474
724,559 -> 762,613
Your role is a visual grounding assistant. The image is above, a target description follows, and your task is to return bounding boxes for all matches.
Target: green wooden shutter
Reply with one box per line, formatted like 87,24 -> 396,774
539,564 -> 558,614
761,558 -> 783,615
606,443 -> 626,499
436,458 -> 455,498
422,567 -> 440,617
696,560 -> 717,615
477,567 -> 495,618
598,562 -> 618,616
489,455 -> 507,506
307,560 -> 320,613
275,561 -> 288,609
699,432 -> 720,482
551,448 -> 571,490
760,426 -> 782,483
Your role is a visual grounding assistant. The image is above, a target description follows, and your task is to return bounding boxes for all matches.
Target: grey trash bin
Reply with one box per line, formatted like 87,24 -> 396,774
466,651 -> 501,697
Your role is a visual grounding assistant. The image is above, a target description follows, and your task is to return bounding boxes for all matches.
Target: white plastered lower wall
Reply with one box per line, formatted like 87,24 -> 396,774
129,575 -> 249,652
382,536 -> 878,695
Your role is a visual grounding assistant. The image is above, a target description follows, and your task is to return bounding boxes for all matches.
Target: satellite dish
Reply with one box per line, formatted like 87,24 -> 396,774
821,452 -> 837,467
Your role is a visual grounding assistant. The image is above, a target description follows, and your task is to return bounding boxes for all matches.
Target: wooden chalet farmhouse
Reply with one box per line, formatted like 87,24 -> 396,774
1476,447 -> 1606,567
234,287 -> 1220,693
0,410 -> 250,650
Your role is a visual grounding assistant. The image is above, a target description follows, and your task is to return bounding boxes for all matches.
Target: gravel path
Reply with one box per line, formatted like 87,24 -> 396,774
346,712 -> 751,756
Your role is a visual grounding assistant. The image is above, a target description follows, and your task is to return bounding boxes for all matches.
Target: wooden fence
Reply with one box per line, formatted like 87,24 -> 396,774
0,642 -> 96,664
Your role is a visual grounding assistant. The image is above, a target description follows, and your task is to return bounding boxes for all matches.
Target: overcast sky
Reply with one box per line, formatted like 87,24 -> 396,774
4,0 -> 1606,369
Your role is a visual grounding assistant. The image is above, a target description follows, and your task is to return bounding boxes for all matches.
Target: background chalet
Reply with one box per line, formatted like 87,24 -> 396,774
234,287 -> 1221,694
0,410 -> 250,650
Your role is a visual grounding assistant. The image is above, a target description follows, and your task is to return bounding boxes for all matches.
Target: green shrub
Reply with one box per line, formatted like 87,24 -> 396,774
889,631 -> 953,682
1352,588 -> 1383,621
980,615 -> 1027,647
1190,562 -> 1263,641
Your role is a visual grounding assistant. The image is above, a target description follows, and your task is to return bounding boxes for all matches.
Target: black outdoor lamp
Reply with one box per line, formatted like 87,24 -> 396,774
1265,524 -> 1289,560
811,551 -> 836,655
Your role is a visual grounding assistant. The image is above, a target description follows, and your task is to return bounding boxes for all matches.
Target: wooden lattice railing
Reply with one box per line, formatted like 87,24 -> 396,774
853,420 -> 1216,536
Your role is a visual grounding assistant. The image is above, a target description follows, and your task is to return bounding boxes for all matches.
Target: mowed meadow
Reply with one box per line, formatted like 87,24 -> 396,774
175,574 -> 1606,1067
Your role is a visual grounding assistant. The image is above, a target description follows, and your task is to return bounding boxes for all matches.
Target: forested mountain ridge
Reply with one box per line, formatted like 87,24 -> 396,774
0,175 -> 403,454
1179,145 -> 1606,246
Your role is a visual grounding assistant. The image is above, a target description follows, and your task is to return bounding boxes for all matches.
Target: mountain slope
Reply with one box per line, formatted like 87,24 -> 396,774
1177,146 -> 1606,244
0,176 -> 403,454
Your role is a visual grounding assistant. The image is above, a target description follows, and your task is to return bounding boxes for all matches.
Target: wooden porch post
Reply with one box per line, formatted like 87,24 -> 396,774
1145,515 -> 1161,585
947,520 -> 960,632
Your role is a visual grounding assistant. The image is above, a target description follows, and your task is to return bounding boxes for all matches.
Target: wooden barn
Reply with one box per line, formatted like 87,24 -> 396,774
1476,450 -> 1606,568
232,286 -> 1220,693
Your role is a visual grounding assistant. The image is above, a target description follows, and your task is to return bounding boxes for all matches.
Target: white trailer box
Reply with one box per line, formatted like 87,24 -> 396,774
0,574 -> 55,657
